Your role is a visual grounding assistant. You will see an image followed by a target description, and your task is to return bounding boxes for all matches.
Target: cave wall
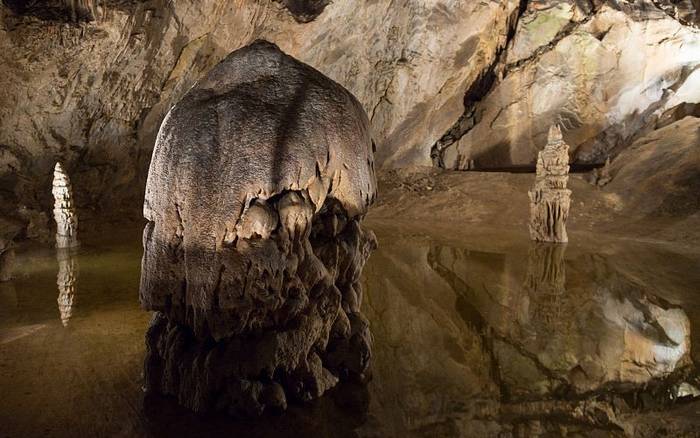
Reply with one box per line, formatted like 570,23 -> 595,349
0,0 -> 698,229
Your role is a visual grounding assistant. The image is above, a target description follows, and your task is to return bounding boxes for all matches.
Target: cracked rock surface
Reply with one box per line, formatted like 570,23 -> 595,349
140,41 -> 377,415
434,1 -> 700,169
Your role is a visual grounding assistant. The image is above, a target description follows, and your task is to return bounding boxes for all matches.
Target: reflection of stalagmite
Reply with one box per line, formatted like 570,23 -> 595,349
52,162 -> 79,248
523,243 -> 570,331
140,41 -> 377,416
528,125 -> 571,243
56,248 -> 78,327
426,241 -> 691,398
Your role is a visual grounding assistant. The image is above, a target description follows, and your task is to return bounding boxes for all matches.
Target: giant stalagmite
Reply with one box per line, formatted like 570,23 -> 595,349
140,40 -> 377,416
528,126 -> 572,243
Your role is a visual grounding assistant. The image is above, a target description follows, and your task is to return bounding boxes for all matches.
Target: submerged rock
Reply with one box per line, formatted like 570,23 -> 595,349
140,41 -> 377,416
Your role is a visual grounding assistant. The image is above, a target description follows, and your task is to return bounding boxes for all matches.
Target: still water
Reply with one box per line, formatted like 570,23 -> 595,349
0,226 -> 699,437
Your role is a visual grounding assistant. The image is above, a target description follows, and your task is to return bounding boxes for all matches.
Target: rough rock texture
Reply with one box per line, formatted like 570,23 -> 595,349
0,0 -> 522,229
56,247 -> 77,326
528,125 -> 571,243
51,162 -> 79,248
435,1 -> 700,169
1,1 -> 698,232
140,41 -> 377,416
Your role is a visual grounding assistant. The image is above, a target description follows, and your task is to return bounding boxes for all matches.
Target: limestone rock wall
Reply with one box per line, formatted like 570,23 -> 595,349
435,1 -> 700,169
0,0 -> 698,228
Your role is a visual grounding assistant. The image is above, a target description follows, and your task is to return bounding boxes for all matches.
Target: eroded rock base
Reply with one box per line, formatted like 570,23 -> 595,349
143,195 -> 376,416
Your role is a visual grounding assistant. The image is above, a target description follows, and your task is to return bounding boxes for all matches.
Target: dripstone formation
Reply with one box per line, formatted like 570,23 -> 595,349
528,126 -> 571,243
56,248 -> 78,327
140,41 -> 377,416
52,162 -> 79,248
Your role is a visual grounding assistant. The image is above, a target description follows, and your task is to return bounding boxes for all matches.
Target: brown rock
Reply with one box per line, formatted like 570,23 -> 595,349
140,41 -> 377,416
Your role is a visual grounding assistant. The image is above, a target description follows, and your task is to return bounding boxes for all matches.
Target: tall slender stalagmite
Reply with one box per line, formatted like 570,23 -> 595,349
528,125 -> 571,243
56,248 -> 77,327
52,162 -> 79,248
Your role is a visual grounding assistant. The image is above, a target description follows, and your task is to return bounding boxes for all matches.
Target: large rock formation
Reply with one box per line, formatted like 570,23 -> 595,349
140,41 -> 377,416
528,125 -> 571,243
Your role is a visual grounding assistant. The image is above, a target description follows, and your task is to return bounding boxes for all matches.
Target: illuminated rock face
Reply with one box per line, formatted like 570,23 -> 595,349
52,162 -> 79,248
140,41 -> 376,416
528,126 -> 571,243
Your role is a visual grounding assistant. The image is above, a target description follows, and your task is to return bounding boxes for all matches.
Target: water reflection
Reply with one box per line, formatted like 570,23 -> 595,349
56,248 -> 78,327
362,232 -> 697,435
0,229 -> 698,437
428,241 -> 691,398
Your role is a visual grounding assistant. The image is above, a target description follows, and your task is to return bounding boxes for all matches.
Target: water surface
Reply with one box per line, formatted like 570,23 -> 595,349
1,227 -> 699,437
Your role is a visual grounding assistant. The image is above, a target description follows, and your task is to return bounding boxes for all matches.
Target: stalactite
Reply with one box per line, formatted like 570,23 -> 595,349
528,125 -> 571,243
52,162 -> 79,248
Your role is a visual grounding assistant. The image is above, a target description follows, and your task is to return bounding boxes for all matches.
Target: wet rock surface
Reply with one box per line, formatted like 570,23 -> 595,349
140,41 -> 376,415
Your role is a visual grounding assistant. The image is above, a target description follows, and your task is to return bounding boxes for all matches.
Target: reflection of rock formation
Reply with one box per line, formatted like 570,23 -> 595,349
522,243 -> 569,333
140,41 -> 377,416
52,162 -> 79,248
528,126 -> 571,243
429,242 -> 691,398
56,248 -> 78,327
362,234 -> 695,434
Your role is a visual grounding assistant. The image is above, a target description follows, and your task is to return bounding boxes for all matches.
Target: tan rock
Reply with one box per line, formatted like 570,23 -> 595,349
528,125 -> 572,243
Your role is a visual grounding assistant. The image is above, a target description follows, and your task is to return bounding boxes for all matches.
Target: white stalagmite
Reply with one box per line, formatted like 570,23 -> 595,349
56,248 -> 77,327
52,162 -> 79,248
528,125 -> 571,243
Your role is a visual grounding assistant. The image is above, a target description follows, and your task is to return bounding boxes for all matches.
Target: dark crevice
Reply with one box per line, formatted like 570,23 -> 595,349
274,0 -> 330,23
430,0 -> 529,168
650,0 -> 699,27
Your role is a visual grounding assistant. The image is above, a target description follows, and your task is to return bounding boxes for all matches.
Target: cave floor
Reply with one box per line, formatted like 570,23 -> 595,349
1,213 -> 699,437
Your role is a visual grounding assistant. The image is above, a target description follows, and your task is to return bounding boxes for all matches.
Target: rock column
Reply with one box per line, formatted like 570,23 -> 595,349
52,162 -> 79,248
528,125 -> 571,243
56,248 -> 78,327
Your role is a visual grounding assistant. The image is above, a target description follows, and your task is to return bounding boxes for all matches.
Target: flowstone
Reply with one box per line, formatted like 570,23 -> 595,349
528,126 -> 571,243
52,162 -> 79,248
140,41 -> 377,416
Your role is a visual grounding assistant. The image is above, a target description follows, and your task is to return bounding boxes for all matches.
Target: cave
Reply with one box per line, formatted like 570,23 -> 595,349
1,1 -> 700,437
